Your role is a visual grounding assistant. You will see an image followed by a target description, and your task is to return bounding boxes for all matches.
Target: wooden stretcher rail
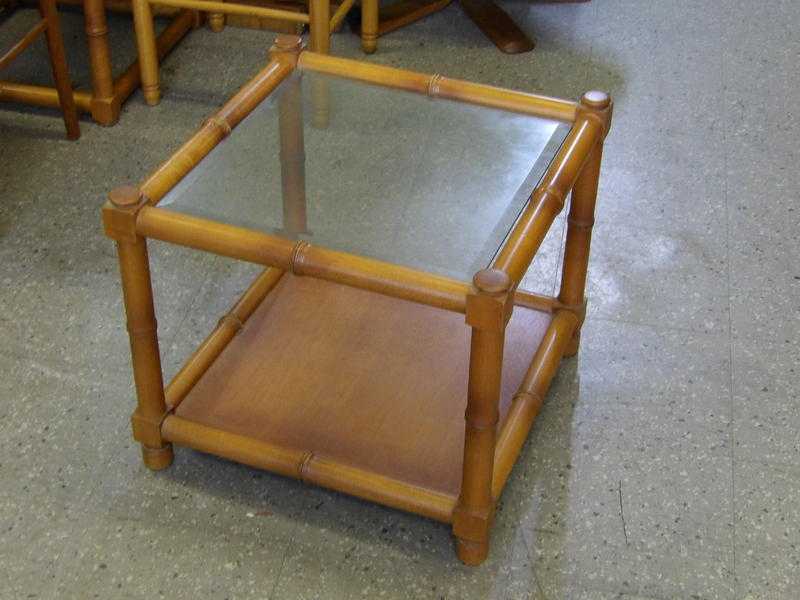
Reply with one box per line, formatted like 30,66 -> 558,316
165,267 -> 285,410
0,81 -> 92,111
491,309 -> 578,497
141,58 -> 294,203
161,415 -> 458,522
136,206 -> 471,313
0,20 -> 46,71
151,0 -> 311,23
297,51 -> 578,122
492,116 -> 603,285
329,0 -> 356,31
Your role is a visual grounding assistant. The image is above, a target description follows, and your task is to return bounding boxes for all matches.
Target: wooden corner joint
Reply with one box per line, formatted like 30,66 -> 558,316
130,408 -> 169,448
269,34 -> 304,67
452,503 -> 495,542
466,268 -> 514,331
576,90 -> 613,139
102,186 -> 149,243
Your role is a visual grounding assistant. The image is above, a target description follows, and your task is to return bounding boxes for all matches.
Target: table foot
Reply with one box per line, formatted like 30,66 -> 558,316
455,537 -> 489,565
141,444 -> 174,470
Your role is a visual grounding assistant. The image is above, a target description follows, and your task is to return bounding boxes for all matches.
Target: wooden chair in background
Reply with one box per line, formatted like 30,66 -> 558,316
0,0 -> 80,138
130,0 -> 358,106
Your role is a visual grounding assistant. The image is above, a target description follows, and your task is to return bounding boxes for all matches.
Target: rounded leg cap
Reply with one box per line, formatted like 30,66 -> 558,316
141,444 -> 174,471
456,537 -> 489,566
361,37 -> 377,54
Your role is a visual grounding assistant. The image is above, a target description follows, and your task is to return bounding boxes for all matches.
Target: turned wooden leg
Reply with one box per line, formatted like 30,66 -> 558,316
110,187 -> 173,470
453,269 -> 510,565
360,0 -> 378,53
558,92 -> 610,357
308,0 -> 330,53
39,0 -> 80,139
131,0 -> 161,105
83,0 -> 118,124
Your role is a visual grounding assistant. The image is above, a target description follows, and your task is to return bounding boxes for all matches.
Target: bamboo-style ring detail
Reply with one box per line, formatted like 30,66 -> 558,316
427,74 -> 443,98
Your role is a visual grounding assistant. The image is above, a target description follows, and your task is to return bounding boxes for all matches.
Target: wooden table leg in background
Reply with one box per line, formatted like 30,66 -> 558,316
39,0 -> 81,138
131,0 -> 161,105
83,0 -> 118,123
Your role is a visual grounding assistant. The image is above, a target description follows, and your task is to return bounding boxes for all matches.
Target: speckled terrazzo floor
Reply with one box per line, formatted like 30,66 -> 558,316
1,1 -> 798,599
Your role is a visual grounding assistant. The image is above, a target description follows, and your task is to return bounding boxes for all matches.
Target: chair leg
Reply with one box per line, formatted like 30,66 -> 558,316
360,0 -> 378,53
38,0 -> 79,139
131,0 -> 161,105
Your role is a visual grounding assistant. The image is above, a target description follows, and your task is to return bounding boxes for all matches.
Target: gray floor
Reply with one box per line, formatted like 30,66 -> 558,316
1,1 -> 798,599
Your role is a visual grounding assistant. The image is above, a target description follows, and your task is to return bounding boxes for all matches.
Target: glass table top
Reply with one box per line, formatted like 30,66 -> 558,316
159,71 -> 569,281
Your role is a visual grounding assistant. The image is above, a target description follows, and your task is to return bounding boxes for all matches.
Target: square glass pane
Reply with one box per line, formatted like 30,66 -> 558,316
159,71 -> 569,280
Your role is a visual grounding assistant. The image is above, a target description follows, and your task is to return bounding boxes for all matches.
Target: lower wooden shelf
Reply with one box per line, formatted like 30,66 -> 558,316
168,274 -> 551,514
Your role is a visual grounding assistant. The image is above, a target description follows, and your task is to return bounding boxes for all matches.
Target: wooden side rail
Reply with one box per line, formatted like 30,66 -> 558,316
297,51 -> 578,122
161,415 -> 458,522
491,309 -> 579,498
165,268 -> 285,410
491,93 -> 611,286
141,54 -> 296,203
136,206 -> 471,313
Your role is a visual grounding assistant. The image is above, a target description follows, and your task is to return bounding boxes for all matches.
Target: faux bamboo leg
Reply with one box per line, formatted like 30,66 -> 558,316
83,0 -> 118,124
558,91 -> 610,357
453,269 -> 511,565
39,0 -> 80,139
208,3 -> 225,32
308,0 -> 330,53
110,187 -> 173,470
278,74 -> 308,237
360,0 -> 378,53
130,0 -> 161,105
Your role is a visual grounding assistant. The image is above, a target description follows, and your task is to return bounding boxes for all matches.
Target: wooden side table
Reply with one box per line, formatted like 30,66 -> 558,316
103,34 -> 612,564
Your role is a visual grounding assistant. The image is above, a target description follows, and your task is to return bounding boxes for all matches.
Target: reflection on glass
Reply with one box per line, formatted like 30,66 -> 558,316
159,71 -> 569,281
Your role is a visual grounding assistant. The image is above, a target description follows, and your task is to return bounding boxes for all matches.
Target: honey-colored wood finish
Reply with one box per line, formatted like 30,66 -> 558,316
104,36 -> 611,566
129,0 -> 365,107
0,0 -> 193,125
0,0 -> 79,138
